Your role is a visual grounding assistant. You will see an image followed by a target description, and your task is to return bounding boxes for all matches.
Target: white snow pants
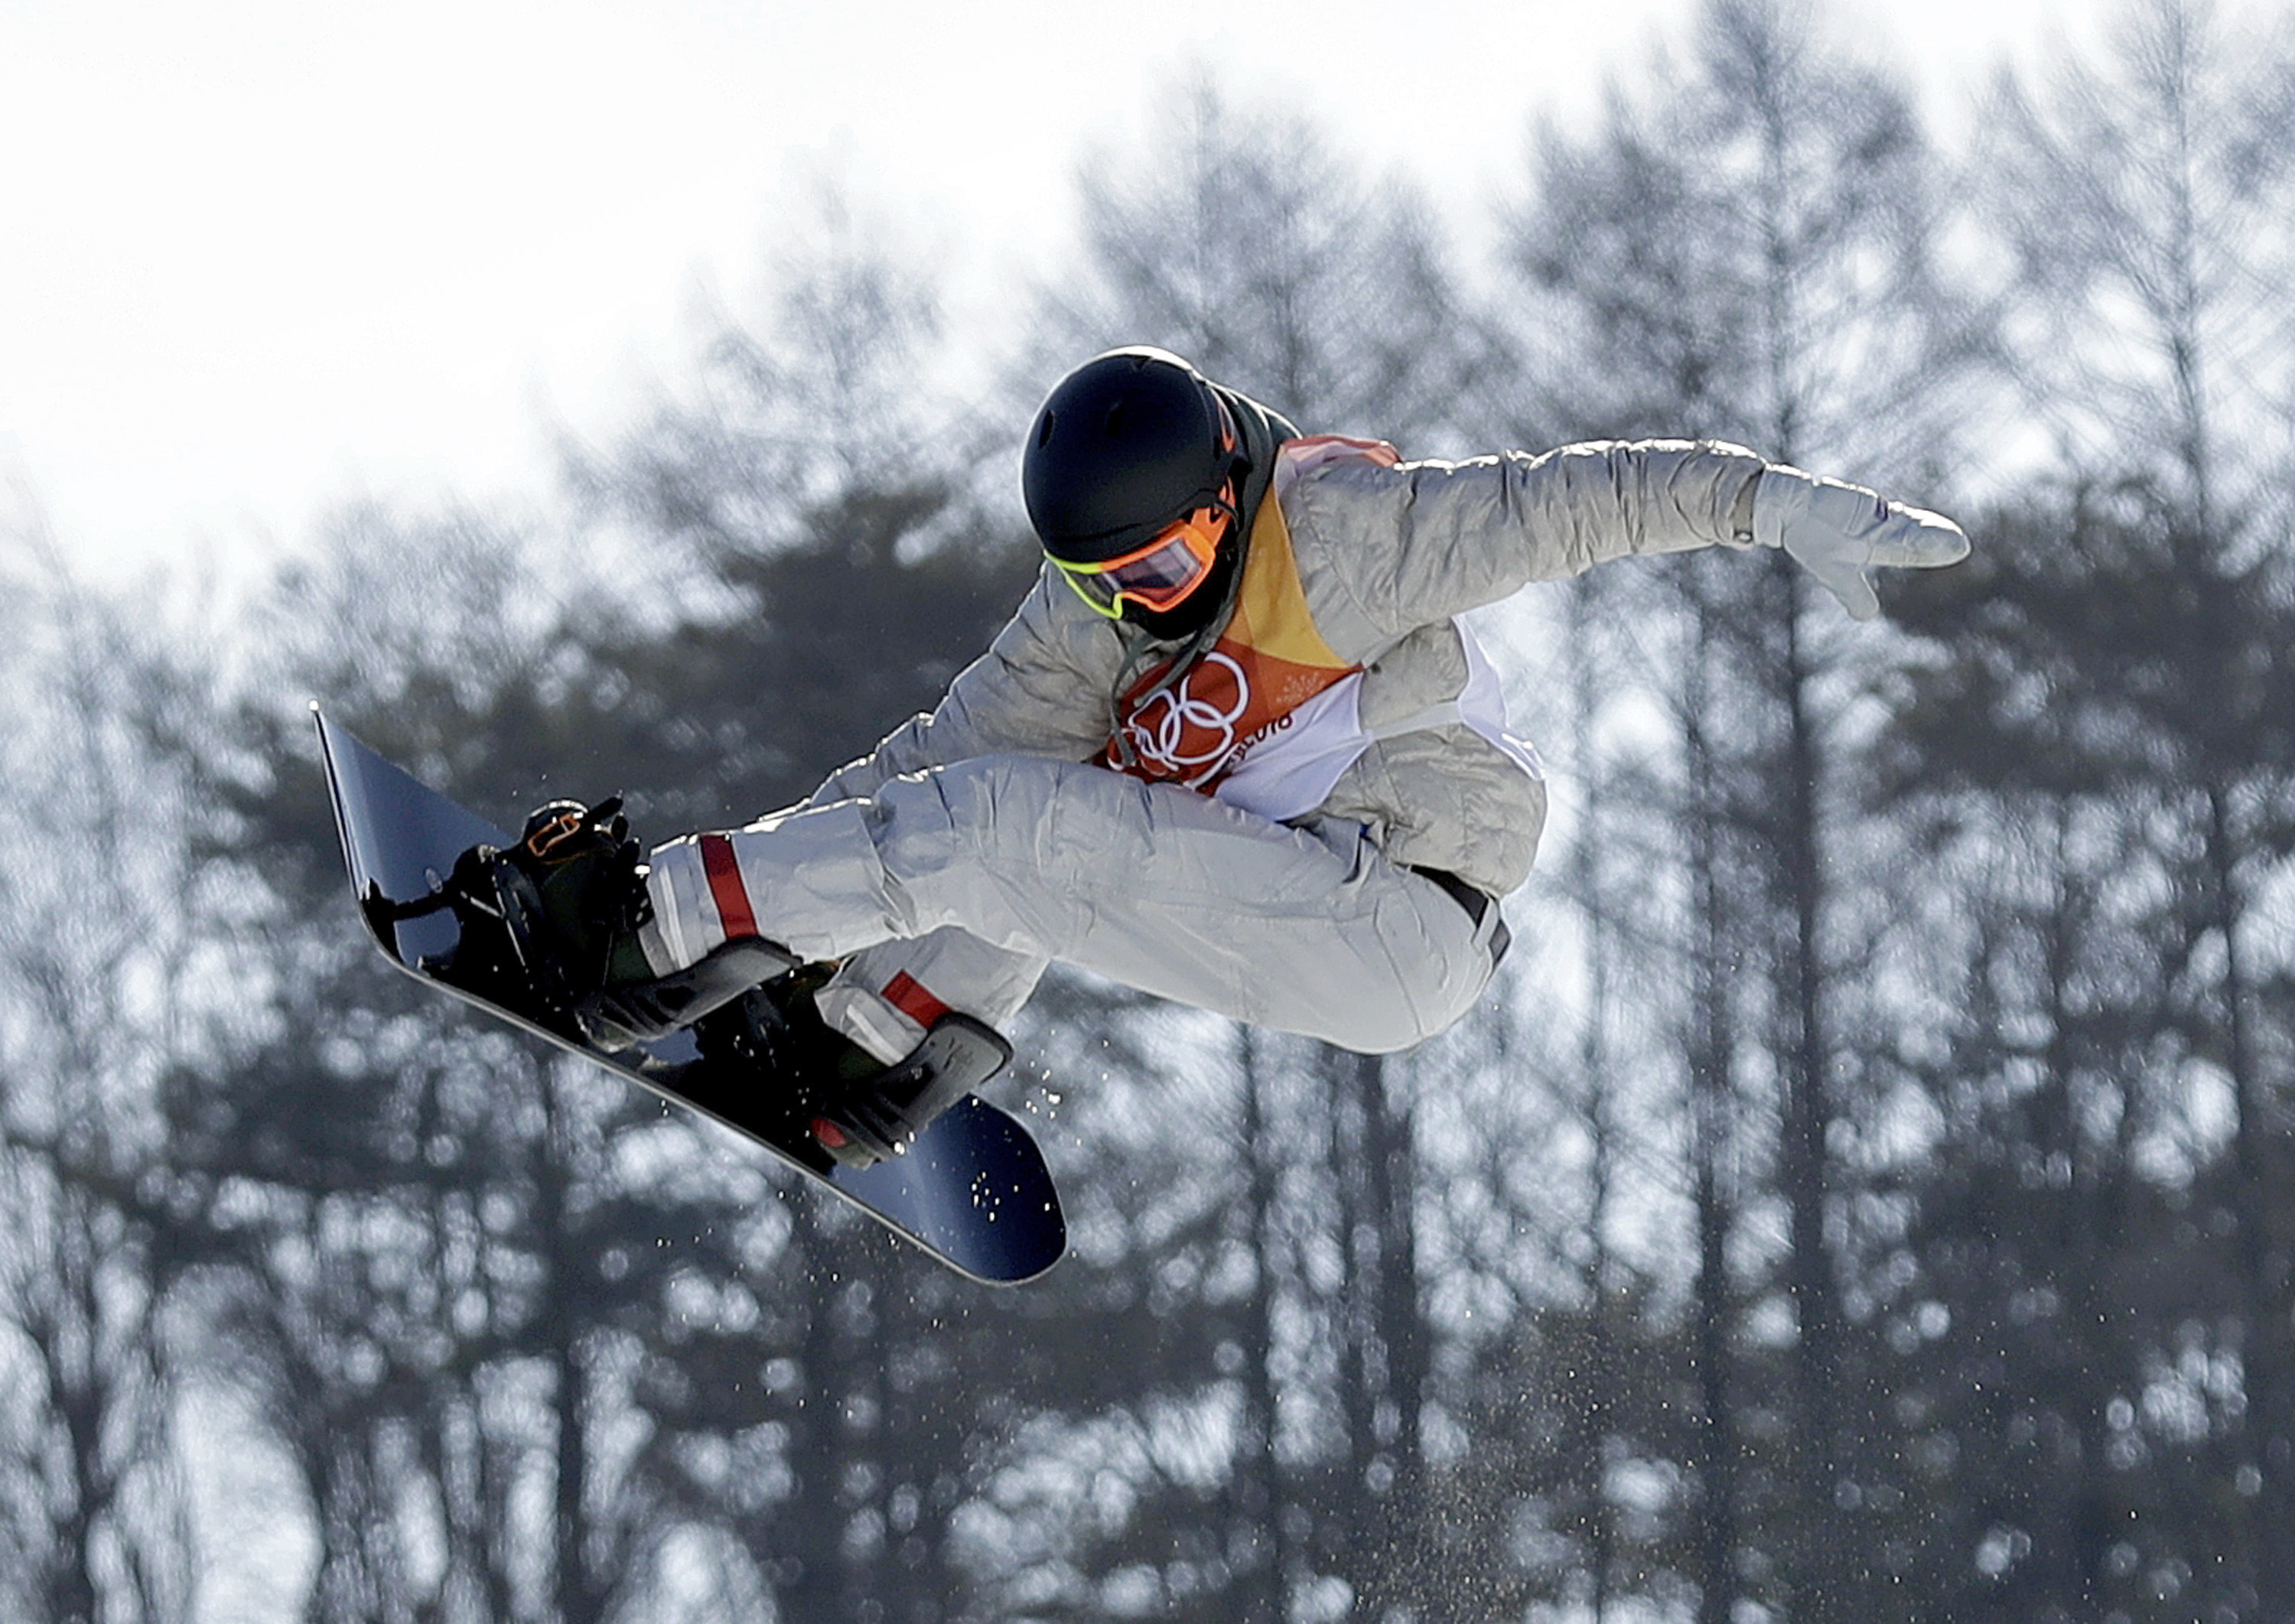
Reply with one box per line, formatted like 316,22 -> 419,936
637,755 -> 1507,1063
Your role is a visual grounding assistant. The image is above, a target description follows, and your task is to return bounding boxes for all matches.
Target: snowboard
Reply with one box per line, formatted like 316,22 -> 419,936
312,703 -> 1066,1285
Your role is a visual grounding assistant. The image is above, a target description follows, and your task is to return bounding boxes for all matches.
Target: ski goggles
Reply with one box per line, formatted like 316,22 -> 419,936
1051,488 -> 1235,619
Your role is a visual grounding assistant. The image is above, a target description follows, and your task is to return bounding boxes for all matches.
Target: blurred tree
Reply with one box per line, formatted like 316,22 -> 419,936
1976,7 -> 2295,1596
178,180 -> 1064,1624
187,503 -> 656,1622
1505,1 -> 1991,1618
562,175 -> 1035,828
555,178 -> 1065,1623
67,10 -> 2295,1616
1016,76 -> 1528,1621
1035,73 -> 1512,449
1983,0 -> 2295,533
0,493 -> 208,1624
1880,471 -> 2295,1619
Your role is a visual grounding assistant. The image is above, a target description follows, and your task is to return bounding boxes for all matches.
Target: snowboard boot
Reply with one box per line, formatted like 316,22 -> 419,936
701,968 -> 1011,1171
806,1011 -> 1012,1170
487,798 -> 798,1049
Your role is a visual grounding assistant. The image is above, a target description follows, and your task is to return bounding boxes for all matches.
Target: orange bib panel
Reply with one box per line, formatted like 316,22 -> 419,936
1103,487 -> 1359,799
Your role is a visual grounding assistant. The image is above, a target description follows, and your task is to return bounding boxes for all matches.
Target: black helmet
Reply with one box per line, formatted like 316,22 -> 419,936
1022,347 -> 1241,567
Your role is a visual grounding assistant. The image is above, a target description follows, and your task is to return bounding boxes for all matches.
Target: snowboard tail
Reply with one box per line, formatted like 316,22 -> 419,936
313,703 -> 1066,1284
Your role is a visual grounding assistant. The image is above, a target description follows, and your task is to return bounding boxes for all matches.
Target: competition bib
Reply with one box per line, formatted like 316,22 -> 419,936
1102,437 -> 1543,823
1103,442 -> 1371,820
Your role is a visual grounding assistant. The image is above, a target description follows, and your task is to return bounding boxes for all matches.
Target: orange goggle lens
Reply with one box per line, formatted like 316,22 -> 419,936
1053,503 -> 1230,619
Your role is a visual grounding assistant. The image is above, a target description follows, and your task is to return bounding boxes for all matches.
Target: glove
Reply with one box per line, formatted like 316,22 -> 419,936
496,797 -> 654,995
1744,464 -> 1970,620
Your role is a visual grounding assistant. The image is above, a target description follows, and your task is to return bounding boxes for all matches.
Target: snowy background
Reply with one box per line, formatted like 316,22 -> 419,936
6,2 -> 2295,1622
5,0 -> 2106,577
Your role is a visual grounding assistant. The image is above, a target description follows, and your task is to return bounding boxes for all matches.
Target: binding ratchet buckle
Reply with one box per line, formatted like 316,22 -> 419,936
522,807 -> 587,861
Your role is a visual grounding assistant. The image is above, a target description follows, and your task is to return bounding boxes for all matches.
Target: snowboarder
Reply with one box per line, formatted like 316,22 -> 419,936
509,347 -> 1968,1167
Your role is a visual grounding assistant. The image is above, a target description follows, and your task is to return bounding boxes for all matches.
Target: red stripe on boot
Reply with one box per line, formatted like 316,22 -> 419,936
882,971 -> 949,1030
698,834 -> 758,940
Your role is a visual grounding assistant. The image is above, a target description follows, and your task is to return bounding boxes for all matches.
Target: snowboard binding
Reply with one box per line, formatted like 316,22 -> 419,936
363,827 -> 1009,1173
691,969 -> 1014,1171
809,1016 -> 1012,1170
360,808 -> 794,1053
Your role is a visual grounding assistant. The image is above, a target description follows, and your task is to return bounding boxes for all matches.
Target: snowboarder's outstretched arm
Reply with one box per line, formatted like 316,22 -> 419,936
810,438 -> 1967,809
1278,437 -> 1967,630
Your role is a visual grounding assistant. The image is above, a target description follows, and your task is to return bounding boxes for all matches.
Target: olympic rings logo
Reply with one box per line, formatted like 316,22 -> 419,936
1121,652 -> 1253,779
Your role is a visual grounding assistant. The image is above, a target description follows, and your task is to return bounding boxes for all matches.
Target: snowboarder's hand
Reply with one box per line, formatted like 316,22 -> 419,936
503,797 -> 652,972
1746,465 -> 1969,621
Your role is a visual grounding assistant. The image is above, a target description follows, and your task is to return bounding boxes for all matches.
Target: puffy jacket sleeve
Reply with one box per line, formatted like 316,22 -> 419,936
806,568 -> 1125,805
1284,438 -> 1767,634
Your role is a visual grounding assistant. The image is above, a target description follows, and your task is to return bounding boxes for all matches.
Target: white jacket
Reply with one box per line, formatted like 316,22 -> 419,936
812,437 -> 1769,899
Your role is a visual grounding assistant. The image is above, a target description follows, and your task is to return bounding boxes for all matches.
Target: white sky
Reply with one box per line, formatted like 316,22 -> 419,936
0,0 -> 2128,579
